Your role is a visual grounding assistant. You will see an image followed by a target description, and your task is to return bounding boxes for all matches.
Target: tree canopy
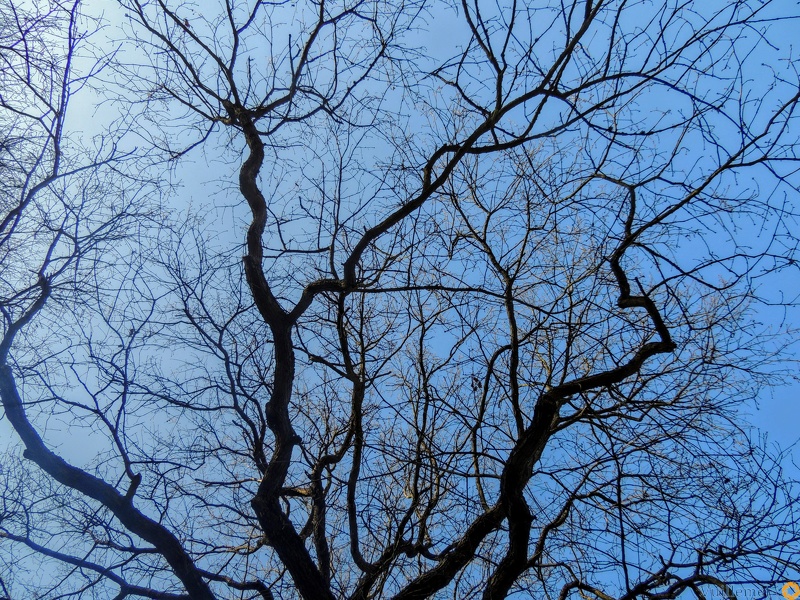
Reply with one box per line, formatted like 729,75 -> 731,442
1,0 -> 799,598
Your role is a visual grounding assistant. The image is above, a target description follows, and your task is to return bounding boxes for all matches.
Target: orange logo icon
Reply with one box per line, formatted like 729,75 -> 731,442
783,582 -> 800,600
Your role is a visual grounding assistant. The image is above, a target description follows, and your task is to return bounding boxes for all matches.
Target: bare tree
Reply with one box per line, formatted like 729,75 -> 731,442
1,0 -> 799,599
